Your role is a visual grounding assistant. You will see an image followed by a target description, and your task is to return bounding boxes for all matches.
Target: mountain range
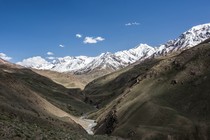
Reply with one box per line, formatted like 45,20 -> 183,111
17,23 -> 210,74
1,23 -> 210,139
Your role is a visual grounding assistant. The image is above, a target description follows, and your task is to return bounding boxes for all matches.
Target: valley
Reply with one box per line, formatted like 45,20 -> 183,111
1,23 -> 210,140
0,62 -> 118,139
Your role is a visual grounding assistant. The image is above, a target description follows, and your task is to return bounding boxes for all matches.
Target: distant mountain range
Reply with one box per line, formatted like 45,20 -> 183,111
17,23 -> 210,73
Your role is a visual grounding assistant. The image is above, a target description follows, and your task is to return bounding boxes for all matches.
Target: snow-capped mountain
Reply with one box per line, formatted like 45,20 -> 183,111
154,23 -> 210,56
17,23 -> 210,74
77,45 -> 156,73
17,44 -> 155,73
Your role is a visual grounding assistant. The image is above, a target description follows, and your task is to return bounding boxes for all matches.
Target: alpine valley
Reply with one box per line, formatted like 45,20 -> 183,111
1,22 -> 210,140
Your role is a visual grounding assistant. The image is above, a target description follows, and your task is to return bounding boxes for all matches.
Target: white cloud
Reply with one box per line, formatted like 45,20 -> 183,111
46,56 -> 55,60
76,34 -> 82,38
95,37 -> 105,41
83,36 -> 105,44
59,44 -> 65,48
125,23 -> 132,26
47,52 -> 54,55
17,56 -> 53,69
125,22 -> 140,26
0,53 -> 12,61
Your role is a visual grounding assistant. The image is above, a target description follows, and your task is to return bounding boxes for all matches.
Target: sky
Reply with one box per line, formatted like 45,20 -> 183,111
0,0 -> 210,63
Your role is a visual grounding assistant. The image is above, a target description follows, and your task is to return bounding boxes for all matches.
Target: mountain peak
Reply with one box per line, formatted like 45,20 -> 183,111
190,23 -> 210,31
154,22 -> 210,55
99,52 -> 112,57
139,43 -> 151,47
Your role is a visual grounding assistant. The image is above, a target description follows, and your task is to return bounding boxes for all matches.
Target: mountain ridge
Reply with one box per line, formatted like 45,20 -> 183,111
17,23 -> 210,74
83,38 -> 210,139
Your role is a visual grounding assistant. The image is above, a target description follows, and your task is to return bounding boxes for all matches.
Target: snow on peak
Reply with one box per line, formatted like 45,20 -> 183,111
154,23 -> 210,55
0,53 -> 12,61
17,23 -> 210,74
115,44 -> 155,64
17,56 -> 54,69
190,23 -> 210,31
177,23 -> 210,48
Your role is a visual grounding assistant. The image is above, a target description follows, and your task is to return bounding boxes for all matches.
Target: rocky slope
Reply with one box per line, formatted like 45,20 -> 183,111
17,23 -> 210,74
0,59 -> 118,139
84,38 -> 210,139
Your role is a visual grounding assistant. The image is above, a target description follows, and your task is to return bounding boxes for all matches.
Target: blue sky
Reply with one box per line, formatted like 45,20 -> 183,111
0,0 -> 210,62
